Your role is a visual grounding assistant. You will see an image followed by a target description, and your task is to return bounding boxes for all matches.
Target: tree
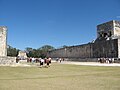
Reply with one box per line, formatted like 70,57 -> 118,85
25,47 -> 34,57
39,45 -> 55,51
62,45 -> 69,48
25,47 -> 33,53
25,47 -> 44,58
25,45 -> 55,58
7,45 -> 19,57
38,45 -> 55,58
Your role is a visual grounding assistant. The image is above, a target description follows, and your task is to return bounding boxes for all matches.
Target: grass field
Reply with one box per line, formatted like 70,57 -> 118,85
0,63 -> 120,90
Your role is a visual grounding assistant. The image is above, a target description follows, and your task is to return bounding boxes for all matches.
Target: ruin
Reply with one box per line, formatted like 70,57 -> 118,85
47,20 -> 120,61
0,26 -> 16,65
18,51 -> 27,60
0,26 -> 7,56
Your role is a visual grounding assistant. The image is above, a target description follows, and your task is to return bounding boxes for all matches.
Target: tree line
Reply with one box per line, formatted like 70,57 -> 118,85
7,45 -> 55,58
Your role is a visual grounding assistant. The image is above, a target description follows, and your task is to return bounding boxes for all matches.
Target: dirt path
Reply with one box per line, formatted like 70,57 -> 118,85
61,61 -> 120,66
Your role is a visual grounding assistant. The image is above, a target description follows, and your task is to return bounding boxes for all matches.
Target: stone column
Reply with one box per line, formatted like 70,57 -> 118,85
0,26 -> 7,56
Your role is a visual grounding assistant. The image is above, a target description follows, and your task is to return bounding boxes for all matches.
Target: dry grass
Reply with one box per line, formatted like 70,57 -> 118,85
0,63 -> 120,90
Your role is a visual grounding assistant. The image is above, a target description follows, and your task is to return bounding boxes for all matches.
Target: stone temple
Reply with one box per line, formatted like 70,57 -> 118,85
0,26 -> 16,65
47,20 -> 120,61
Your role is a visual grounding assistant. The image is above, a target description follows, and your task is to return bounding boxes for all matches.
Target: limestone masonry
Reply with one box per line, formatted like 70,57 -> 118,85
0,26 -> 7,56
18,51 -> 27,59
47,20 -> 120,60
0,26 -> 16,65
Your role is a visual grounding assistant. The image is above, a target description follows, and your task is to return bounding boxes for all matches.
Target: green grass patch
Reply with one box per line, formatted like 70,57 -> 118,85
0,63 -> 120,90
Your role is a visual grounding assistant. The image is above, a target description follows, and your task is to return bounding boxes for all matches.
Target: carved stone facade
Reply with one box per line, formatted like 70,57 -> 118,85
47,20 -> 120,59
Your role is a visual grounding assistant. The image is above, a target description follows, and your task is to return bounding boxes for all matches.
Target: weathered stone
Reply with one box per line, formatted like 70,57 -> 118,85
0,26 -> 7,56
0,56 -> 16,66
18,51 -> 27,59
0,26 -> 16,66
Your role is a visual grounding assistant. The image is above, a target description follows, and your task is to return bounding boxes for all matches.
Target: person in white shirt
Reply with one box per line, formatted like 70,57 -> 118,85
40,58 -> 44,67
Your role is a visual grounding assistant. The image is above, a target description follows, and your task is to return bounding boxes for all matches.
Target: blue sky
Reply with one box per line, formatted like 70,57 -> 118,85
0,0 -> 120,50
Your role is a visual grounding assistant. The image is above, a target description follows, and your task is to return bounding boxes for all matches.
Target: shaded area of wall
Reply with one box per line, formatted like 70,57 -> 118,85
93,39 -> 118,58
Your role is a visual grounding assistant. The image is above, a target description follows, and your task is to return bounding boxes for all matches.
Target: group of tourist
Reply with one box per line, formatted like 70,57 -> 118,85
27,57 -> 52,67
39,57 -> 52,67
56,58 -> 65,63
98,58 -> 114,63
16,56 -> 52,67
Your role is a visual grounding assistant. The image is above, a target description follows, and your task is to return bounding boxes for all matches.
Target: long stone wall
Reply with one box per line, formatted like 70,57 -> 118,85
47,39 -> 119,60
47,43 -> 93,58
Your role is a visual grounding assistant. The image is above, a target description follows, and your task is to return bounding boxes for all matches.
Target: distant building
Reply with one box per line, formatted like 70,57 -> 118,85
47,20 -> 120,59
18,51 -> 27,60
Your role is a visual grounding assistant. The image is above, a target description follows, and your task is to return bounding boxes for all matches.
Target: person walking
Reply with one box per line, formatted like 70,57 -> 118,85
40,58 -> 44,67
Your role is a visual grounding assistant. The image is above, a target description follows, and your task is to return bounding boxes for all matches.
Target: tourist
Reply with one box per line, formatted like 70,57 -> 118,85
62,58 -> 65,61
40,58 -> 44,67
16,56 -> 20,63
29,57 -> 32,63
48,57 -> 52,64
59,58 -> 62,63
27,57 -> 30,62
44,58 -> 47,64
56,58 -> 59,62
32,57 -> 35,63
109,58 -> 112,63
112,58 -> 114,63
97,58 -> 100,62
46,58 -> 50,67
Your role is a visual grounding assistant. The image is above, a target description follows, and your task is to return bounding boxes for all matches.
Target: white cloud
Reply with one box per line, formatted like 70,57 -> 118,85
116,16 -> 120,18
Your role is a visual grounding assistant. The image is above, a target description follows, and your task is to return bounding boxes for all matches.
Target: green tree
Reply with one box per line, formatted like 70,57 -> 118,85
39,45 -> 55,51
38,45 -> 55,58
25,45 -> 55,58
7,45 -> 19,57
25,47 -> 34,57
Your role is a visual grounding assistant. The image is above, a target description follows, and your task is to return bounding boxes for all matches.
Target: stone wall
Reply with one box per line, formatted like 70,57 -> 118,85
0,56 -> 16,66
93,39 -> 118,58
47,39 -> 119,59
47,43 -> 93,58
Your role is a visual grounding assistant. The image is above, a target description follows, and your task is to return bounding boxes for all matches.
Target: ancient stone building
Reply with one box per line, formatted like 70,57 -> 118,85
47,20 -> 120,60
93,20 -> 120,58
0,26 -> 16,65
18,51 -> 27,59
0,26 -> 7,56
